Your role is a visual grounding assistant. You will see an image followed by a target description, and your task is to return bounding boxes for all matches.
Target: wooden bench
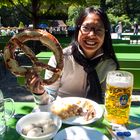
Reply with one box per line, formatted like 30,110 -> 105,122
112,39 -> 130,44
113,44 -> 140,53
120,34 -> 131,39
130,35 -> 140,44
116,53 -> 140,90
17,52 -> 140,90
117,34 -> 140,44
36,52 -> 53,63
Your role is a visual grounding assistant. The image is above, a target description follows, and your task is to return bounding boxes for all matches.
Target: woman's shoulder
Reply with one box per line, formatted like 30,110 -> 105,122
97,57 -> 117,84
97,57 -> 117,70
63,45 -> 73,56
49,45 -> 73,64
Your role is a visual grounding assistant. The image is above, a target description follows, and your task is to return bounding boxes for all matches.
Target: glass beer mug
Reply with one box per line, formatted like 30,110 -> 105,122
104,70 -> 133,124
0,90 -> 15,135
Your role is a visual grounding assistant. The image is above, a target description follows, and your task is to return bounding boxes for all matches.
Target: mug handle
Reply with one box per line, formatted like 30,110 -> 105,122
3,98 -> 15,120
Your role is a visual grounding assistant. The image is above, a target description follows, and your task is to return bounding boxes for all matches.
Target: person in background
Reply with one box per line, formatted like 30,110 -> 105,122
115,21 -> 123,39
25,6 -> 119,105
1,29 -> 7,36
133,21 -> 138,35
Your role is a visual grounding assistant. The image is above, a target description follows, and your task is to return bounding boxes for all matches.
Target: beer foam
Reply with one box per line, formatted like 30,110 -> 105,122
107,76 -> 133,87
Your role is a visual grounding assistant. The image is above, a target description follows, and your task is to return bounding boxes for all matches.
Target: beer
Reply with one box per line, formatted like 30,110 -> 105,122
104,71 -> 133,124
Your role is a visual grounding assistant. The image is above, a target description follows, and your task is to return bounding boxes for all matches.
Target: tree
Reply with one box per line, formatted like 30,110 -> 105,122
0,0 -> 89,28
0,0 -> 66,28
106,0 -> 140,21
66,0 -> 101,27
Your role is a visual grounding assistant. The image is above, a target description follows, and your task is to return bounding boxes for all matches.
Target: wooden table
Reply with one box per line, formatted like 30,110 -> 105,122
1,102 -> 140,140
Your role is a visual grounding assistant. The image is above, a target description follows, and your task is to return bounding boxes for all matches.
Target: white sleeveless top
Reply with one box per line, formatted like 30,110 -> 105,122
33,46 -> 117,105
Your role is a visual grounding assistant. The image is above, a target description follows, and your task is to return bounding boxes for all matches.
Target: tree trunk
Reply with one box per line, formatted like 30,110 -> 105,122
100,0 -> 106,11
31,0 -> 40,29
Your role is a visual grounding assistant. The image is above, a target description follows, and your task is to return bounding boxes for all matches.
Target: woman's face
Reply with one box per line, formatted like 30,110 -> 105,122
78,13 -> 105,58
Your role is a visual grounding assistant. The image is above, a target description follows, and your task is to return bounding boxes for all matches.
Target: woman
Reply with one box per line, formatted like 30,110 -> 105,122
26,6 -> 119,105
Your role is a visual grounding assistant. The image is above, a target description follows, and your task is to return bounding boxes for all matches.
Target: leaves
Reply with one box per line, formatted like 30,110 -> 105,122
0,0 -> 140,29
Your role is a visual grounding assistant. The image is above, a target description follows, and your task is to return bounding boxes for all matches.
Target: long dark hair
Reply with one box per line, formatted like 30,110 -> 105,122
71,6 -> 119,69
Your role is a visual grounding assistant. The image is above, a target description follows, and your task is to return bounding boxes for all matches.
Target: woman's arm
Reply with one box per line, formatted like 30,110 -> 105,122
25,69 -> 51,105
25,55 -> 61,105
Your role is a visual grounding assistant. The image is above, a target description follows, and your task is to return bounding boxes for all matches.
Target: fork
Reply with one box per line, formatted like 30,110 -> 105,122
106,127 -> 124,140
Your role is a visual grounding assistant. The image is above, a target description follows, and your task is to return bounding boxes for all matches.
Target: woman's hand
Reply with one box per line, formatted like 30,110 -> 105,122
25,69 -> 45,94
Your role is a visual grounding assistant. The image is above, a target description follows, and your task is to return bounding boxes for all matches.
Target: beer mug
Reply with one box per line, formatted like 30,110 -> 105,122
0,90 -> 15,135
104,70 -> 133,124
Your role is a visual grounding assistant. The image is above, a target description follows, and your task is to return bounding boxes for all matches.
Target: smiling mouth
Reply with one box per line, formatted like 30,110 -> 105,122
85,41 -> 97,46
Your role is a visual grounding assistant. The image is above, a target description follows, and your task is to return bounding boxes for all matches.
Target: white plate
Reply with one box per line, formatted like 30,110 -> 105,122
33,97 -> 104,125
53,126 -> 109,140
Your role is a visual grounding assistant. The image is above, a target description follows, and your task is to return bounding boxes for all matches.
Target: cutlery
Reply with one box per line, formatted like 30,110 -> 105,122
106,127 -> 124,140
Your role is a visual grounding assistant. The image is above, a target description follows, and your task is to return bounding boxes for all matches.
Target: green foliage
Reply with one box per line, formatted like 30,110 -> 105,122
0,0 -> 29,7
106,0 -> 140,22
18,21 -> 24,28
66,4 -> 100,26
86,0 -> 100,6
66,5 -> 84,26
107,13 -> 132,32
0,0 -> 140,31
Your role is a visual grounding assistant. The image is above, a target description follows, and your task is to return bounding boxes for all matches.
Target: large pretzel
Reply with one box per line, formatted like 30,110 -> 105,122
3,29 -> 63,85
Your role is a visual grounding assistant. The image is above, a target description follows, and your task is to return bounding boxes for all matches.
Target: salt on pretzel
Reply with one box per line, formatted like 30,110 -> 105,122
3,29 -> 63,85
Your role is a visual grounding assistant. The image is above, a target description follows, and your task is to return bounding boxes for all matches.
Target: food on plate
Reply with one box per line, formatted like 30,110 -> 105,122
51,103 -> 82,120
51,100 -> 96,121
27,127 -> 43,137
22,118 -> 57,137
3,29 -> 63,87
43,123 -> 57,134
22,124 -> 35,135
